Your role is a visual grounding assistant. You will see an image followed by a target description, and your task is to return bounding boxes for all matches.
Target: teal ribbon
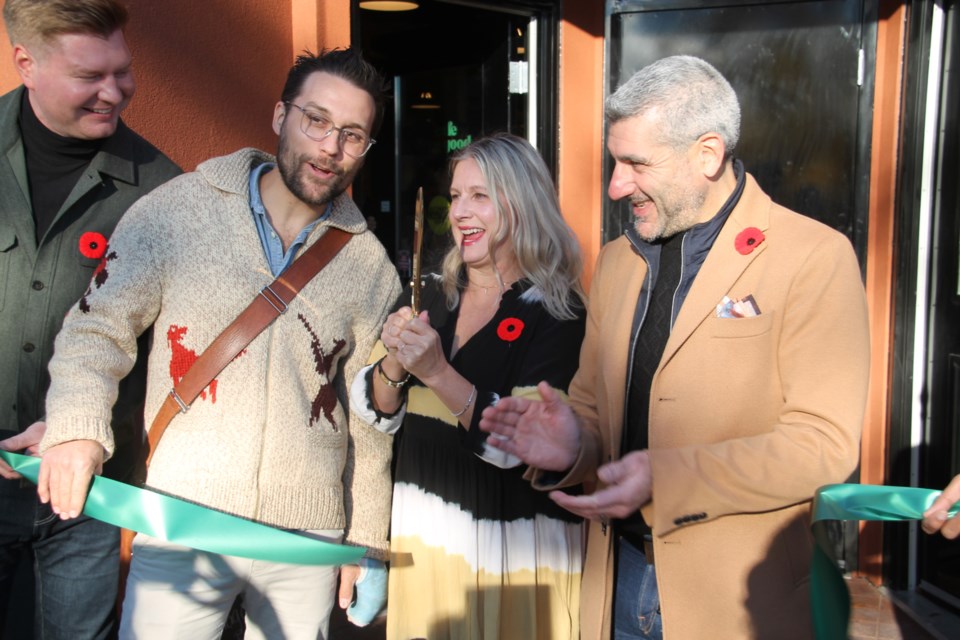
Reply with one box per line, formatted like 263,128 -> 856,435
811,483 -> 960,639
0,451 -> 364,565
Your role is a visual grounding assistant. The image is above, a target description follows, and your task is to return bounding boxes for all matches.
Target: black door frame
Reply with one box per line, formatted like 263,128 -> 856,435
887,0 -> 960,614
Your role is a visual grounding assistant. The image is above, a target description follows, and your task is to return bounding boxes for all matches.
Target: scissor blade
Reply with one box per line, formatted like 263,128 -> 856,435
411,187 -> 424,315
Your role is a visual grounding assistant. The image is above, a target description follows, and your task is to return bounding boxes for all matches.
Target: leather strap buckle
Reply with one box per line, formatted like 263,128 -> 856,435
169,389 -> 189,414
258,285 -> 288,314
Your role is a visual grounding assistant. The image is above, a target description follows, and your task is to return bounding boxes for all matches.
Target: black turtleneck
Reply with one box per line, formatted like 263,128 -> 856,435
19,90 -> 102,239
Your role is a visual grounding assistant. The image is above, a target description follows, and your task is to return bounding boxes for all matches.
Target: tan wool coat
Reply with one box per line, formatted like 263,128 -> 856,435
553,174 -> 870,639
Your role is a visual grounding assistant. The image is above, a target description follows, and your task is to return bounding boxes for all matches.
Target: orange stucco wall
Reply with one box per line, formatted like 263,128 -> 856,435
558,3 -> 606,288
1,0 -> 602,279
0,0 -> 350,171
857,0 -> 906,584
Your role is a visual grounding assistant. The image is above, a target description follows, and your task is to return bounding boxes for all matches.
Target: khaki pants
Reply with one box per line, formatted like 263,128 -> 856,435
119,530 -> 342,639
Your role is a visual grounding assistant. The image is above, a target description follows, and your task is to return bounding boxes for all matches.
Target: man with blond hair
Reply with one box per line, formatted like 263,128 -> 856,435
0,1 -> 180,637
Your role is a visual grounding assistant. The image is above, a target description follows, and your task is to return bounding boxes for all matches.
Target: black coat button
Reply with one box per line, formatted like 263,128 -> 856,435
32,280 -> 44,291
23,343 -> 35,353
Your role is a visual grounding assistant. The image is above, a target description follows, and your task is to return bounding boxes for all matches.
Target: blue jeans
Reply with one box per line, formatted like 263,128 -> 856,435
0,478 -> 120,640
614,536 -> 663,640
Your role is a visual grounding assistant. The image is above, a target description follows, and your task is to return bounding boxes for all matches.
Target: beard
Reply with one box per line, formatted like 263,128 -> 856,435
276,130 -> 353,208
632,177 -> 707,242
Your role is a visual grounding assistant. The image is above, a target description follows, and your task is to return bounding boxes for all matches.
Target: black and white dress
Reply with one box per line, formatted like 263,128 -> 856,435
351,276 -> 586,640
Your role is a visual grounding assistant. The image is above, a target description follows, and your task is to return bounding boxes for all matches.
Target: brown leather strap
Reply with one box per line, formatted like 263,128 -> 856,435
145,227 -> 352,465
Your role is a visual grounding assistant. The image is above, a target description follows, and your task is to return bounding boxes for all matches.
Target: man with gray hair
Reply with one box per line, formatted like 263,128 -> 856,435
480,55 -> 870,638
0,1 -> 180,637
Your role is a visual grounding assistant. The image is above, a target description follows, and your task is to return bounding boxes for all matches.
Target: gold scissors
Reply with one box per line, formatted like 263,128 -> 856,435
411,187 -> 424,315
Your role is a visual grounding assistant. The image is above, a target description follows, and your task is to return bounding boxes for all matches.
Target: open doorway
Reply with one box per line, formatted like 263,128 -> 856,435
351,0 -> 559,277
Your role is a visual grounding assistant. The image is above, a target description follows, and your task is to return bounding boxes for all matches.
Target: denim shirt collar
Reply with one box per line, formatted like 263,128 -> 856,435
248,161 -> 331,276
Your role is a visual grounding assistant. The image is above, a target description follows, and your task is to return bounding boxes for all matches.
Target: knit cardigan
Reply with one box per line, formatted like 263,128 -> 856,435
41,148 -> 400,556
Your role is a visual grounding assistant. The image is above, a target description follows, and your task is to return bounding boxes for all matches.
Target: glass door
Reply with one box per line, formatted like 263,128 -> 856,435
604,0 -> 874,267
916,0 -> 960,610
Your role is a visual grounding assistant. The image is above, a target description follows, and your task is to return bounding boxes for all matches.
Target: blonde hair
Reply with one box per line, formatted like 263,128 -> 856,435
440,132 -> 585,320
4,0 -> 128,47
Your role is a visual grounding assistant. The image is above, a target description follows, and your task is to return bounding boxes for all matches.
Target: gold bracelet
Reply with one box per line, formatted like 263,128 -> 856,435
451,385 -> 477,417
376,358 -> 410,388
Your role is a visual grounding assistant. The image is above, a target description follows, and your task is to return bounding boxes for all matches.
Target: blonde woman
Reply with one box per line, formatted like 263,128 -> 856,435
350,133 -> 586,639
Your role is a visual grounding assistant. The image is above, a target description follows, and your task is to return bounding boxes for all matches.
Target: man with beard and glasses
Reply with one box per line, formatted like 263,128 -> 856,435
34,48 -> 399,638
479,56 -> 870,639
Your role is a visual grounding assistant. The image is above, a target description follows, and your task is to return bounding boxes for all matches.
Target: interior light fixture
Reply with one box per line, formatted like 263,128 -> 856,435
359,1 -> 419,11
411,91 -> 441,110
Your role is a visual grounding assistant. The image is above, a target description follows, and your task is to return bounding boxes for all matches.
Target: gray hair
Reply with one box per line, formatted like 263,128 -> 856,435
606,55 -> 741,155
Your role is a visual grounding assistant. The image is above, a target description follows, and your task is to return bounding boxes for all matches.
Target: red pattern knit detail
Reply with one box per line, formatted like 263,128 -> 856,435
167,324 -> 235,404
78,251 -> 118,313
297,313 -> 346,428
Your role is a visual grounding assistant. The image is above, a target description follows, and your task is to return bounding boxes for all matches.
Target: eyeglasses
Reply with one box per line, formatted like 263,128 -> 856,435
285,102 -> 376,158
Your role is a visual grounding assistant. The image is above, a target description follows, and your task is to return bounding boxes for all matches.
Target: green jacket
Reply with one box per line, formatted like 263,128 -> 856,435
0,86 -> 181,480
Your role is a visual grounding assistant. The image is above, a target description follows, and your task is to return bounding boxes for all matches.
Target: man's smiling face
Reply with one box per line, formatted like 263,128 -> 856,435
19,29 -> 135,140
606,111 -> 707,242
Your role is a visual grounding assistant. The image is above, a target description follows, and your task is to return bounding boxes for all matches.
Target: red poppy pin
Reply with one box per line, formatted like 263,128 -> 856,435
734,227 -> 765,255
496,317 -> 524,342
79,232 -> 108,259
